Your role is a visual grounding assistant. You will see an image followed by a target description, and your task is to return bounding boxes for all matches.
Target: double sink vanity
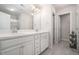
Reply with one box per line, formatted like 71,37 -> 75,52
0,30 -> 49,55
0,5 -> 50,55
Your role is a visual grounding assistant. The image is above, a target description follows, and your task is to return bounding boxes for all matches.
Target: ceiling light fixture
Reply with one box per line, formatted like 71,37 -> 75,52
31,13 -> 34,15
31,5 -> 36,10
7,7 -> 15,11
31,5 -> 40,15
9,8 -> 15,11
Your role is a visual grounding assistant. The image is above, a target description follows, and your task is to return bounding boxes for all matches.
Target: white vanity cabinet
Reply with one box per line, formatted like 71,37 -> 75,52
23,42 -> 34,55
22,36 -> 34,55
34,32 -> 49,54
34,34 -> 41,55
0,35 -> 34,55
40,32 -> 49,52
0,32 -> 49,55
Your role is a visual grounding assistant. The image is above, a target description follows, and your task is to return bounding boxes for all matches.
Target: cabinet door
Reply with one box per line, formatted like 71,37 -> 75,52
34,35 -> 41,55
23,40 -> 34,55
41,33 -> 49,52
23,43 -> 34,55
1,46 -> 21,55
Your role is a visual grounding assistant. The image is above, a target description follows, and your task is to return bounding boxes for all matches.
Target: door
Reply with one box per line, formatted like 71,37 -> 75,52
53,14 -> 55,44
60,13 -> 70,41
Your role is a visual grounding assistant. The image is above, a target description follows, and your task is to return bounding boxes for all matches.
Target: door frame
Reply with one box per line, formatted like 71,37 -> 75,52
58,11 -> 71,42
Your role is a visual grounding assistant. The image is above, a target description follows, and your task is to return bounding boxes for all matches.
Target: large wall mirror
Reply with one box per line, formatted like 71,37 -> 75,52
0,11 -> 11,33
0,4 -> 33,33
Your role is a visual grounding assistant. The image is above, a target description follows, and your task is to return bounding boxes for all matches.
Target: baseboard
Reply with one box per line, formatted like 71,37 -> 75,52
61,39 -> 69,42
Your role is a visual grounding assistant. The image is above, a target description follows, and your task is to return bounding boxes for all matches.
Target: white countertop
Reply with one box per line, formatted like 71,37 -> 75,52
0,30 -> 49,41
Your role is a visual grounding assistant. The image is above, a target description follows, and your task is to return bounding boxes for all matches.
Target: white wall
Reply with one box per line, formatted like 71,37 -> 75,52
55,5 -> 76,43
33,5 -> 55,48
19,13 -> 33,30
33,12 -> 41,31
41,5 -> 55,48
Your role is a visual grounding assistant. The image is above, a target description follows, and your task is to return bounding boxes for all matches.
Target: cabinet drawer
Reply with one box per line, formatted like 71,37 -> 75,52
35,47 -> 40,55
35,47 -> 40,51
1,38 -> 21,49
25,36 -> 34,42
35,44 -> 40,49
41,33 -> 49,39
1,45 -> 21,55
35,50 -> 40,55
41,39 -> 48,44
41,43 -> 48,52
41,35 -> 49,40
0,36 -> 34,49
35,42 -> 40,49
41,42 -> 48,48
41,33 -> 48,36
25,40 -> 34,46
35,39 -> 40,44
34,35 -> 40,39
35,41 -> 40,48
41,45 -> 47,52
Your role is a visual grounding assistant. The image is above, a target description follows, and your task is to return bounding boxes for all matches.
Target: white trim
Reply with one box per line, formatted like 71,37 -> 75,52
58,11 -> 71,33
58,12 -> 71,42
57,11 -> 71,16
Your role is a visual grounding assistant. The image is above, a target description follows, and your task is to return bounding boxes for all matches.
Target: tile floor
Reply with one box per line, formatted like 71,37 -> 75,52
41,41 -> 79,55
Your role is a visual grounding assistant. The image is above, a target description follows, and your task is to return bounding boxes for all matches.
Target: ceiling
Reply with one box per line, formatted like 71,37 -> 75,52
53,4 -> 69,7
0,4 -> 42,16
0,4 -> 34,16
52,4 -> 77,11
0,4 -> 22,16
52,4 -> 70,10
0,4 -> 74,16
